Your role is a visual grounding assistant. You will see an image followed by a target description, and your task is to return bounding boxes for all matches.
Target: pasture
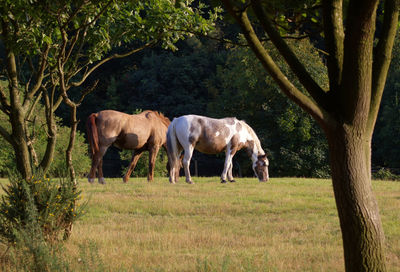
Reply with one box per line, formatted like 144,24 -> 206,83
1,177 -> 399,271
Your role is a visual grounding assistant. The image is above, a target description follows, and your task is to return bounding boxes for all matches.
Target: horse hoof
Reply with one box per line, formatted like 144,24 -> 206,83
88,178 -> 95,184
221,180 -> 227,183
230,179 -> 236,183
98,177 -> 106,184
187,180 -> 194,184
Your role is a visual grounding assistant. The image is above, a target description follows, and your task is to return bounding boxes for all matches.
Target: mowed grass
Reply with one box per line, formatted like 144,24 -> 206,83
1,177 -> 399,271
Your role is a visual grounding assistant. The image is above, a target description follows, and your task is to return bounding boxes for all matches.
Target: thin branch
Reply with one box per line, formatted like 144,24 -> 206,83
0,85 -> 11,115
251,0 -> 329,110
77,79 -> 99,105
59,0 -> 88,30
64,29 -> 81,66
70,40 -> 157,87
23,44 -> 50,108
166,27 -> 310,47
221,0 -> 333,130
72,0 -> 114,31
0,124 -> 13,145
322,0 -> 344,93
26,91 -> 42,121
368,0 -> 399,134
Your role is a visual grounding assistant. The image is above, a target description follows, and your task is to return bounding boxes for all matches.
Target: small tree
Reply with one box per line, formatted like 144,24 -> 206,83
0,0 -> 220,181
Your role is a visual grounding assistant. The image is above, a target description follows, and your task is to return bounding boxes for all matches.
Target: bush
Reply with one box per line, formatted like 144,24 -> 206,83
373,168 -> 400,181
0,172 -> 85,244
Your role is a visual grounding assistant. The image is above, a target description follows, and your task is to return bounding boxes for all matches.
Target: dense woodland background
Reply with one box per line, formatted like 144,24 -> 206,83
0,8 -> 399,180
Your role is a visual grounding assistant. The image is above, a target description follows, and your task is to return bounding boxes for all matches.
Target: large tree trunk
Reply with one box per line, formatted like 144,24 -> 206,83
327,125 -> 386,271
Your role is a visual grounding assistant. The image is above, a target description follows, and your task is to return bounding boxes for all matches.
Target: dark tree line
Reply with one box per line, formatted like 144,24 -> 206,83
63,32 -> 398,179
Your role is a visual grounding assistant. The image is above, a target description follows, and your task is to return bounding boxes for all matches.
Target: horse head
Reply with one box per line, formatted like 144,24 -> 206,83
253,154 -> 269,182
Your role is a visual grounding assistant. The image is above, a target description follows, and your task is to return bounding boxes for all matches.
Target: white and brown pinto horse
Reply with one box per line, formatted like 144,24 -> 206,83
86,110 -> 170,184
167,115 -> 269,184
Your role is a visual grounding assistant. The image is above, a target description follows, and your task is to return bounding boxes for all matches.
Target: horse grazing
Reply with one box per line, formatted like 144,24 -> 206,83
167,114 -> 269,184
86,110 -> 170,184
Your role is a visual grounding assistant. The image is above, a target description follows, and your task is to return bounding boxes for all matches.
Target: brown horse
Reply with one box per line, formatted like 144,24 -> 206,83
86,110 -> 170,184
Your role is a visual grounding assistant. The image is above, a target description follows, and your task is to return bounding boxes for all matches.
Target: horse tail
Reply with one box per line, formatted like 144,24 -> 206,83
166,119 -> 181,179
86,113 -> 99,156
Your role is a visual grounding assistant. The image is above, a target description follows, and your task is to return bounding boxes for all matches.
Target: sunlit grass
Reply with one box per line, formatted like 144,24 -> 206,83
0,177 -> 399,271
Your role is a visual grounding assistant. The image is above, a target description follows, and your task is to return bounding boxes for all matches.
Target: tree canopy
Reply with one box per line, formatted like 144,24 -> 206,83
0,0 -> 220,179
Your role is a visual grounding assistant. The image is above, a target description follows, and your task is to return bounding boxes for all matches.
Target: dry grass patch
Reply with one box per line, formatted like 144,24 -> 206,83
0,177 -> 399,271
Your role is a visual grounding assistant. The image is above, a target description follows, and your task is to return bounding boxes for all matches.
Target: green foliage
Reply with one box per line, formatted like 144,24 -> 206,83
373,168 -> 400,181
373,29 -> 400,170
1,236 -> 105,272
36,125 -> 91,178
109,44 -> 227,118
120,148 -> 168,178
0,91 -> 91,178
0,0 -> 220,180
0,0 -> 221,60
206,38 -> 329,177
3,226 -> 70,272
0,172 -> 85,244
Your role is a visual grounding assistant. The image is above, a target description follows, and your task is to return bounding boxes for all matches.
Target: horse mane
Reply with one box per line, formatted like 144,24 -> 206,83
144,110 -> 171,128
241,120 -> 264,155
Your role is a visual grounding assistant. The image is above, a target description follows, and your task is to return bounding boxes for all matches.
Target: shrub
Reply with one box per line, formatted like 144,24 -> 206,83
0,172 -> 85,244
373,168 -> 400,181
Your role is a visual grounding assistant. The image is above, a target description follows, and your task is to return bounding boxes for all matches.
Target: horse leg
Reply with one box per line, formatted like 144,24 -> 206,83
175,153 -> 183,183
123,150 -> 144,183
182,146 -> 194,184
98,158 -> 106,184
227,163 -> 235,183
91,146 -> 108,184
88,150 -> 103,183
147,145 -> 160,182
221,148 -> 234,183
166,144 -> 182,184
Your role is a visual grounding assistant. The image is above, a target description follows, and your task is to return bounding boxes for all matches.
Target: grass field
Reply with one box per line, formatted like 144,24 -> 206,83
1,177 -> 399,271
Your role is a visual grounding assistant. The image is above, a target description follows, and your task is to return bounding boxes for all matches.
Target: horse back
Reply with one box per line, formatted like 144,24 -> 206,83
176,115 -> 239,154
96,110 -> 169,149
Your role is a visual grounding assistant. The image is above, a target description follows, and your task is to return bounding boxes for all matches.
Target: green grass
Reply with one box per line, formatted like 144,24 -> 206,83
0,177 -> 399,271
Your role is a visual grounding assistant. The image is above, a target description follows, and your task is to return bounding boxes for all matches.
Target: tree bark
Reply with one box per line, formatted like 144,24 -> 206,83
10,107 -> 32,180
66,105 -> 78,184
327,124 -> 386,271
5,48 -> 32,179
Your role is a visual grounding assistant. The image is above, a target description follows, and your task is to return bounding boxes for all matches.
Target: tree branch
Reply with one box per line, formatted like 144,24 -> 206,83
368,0 -> 399,135
221,0 -> 333,129
166,27 -> 310,47
339,1 -> 379,124
23,44 -> 50,109
322,0 -> 344,93
250,0 -> 329,111
77,80 -> 99,105
70,40 -> 157,87
0,124 -> 13,145
0,85 -> 11,115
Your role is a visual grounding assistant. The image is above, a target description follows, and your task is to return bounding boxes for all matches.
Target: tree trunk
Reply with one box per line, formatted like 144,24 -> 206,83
66,106 -> 78,184
10,111 -> 32,180
327,124 -> 386,271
